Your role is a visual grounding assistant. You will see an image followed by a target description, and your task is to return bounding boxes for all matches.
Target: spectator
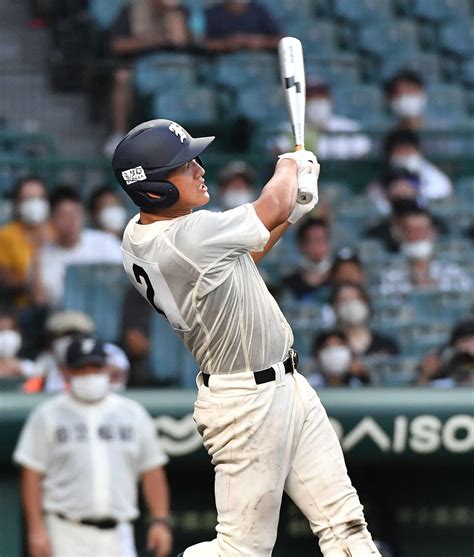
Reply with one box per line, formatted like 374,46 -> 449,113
384,69 -> 427,131
0,176 -> 51,308
104,0 -> 192,156
215,160 -> 256,210
330,283 -> 399,358
36,186 -> 122,308
370,130 -> 452,213
328,248 -> 366,287
419,317 -> 474,387
88,185 -> 129,238
281,218 -> 332,301
205,0 -> 282,53
308,329 -> 371,388
0,309 -> 37,380
271,80 -> 371,160
14,336 -> 172,557
378,207 -> 472,296
24,310 -> 96,393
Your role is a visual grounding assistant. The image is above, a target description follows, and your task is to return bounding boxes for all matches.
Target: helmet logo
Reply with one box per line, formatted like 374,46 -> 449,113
168,122 -> 187,143
122,166 -> 147,185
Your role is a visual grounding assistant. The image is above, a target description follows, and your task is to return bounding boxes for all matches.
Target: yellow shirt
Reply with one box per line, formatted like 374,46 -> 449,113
0,221 -> 34,280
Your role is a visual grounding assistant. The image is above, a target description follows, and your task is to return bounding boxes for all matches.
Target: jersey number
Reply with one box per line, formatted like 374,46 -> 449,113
132,264 -> 165,317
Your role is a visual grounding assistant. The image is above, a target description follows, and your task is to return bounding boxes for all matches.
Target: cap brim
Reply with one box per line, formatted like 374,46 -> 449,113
69,355 -> 106,369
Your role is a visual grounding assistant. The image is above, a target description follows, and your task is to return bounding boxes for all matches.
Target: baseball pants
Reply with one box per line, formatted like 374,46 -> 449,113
184,364 -> 381,557
45,514 -> 137,557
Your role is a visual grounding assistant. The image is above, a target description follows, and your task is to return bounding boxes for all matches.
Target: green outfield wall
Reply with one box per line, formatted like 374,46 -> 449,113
1,388 -> 473,557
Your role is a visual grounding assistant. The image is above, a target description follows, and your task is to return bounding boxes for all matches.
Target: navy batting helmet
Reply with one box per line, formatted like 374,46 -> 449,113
112,119 -> 214,210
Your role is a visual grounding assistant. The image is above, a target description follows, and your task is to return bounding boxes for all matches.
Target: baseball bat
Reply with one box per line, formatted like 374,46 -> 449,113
278,37 -> 311,204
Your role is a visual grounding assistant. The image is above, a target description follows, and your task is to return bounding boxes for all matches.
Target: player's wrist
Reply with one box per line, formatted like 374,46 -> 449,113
148,516 -> 173,529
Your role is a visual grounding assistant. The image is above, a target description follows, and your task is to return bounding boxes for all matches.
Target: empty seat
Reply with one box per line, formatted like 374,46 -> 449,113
359,20 -> 419,58
305,54 -> 361,86
152,86 -> 217,125
89,0 -> 127,29
462,58 -> 474,86
439,21 -> 474,57
332,83 -> 384,123
300,21 -> 339,56
214,52 -> 278,90
363,355 -> 418,386
134,53 -> 197,95
414,0 -> 471,21
334,0 -> 392,23
236,85 -> 286,123
64,264 -> 128,342
426,83 -> 467,123
381,52 -> 441,83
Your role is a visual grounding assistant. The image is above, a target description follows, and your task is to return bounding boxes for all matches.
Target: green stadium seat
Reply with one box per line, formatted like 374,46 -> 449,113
305,55 -> 361,86
300,21 -> 339,56
152,86 -> 218,125
148,314 -> 198,387
414,0 -> 471,21
332,83 -> 384,124
392,320 -> 451,357
359,20 -> 419,58
236,85 -> 286,123
134,53 -> 197,96
425,83 -> 468,125
381,52 -> 441,83
439,21 -> 474,57
89,0 -> 127,29
462,58 -> 474,86
258,0 -> 313,33
64,264 -> 128,343
214,52 -> 278,90
363,355 -> 418,386
456,176 -> 474,202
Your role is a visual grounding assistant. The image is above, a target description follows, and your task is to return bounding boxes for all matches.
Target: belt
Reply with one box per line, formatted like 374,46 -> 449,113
202,349 -> 298,388
55,512 -> 118,530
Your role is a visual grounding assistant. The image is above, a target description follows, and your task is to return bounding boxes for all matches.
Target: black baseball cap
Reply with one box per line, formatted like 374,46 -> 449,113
66,336 -> 107,369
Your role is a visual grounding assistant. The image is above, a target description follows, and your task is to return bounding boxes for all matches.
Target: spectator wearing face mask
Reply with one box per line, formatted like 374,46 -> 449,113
0,310 -> 38,381
308,329 -> 371,389
384,70 -> 427,131
214,160 -> 256,210
88,185 -> 129,239
273,81 -> 371,160
330,283 -> 399,358
14,336 -> 172,557
281,218 -> 332,301
419,317 -> 474,387
23,310 -> 96,393
36,186 -> 123,308
377,207 -> 471,297
0,176 -> 52,308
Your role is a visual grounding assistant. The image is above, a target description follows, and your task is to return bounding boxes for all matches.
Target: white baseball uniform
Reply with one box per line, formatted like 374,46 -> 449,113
122,204 -> 380,557
13,392 -> 168,557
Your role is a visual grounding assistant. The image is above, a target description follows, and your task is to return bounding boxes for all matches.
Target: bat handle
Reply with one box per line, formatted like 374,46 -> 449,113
294,144 -> 313,205
295,144 -> 304,151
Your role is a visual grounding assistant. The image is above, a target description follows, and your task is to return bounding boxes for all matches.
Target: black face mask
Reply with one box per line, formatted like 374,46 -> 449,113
390,198 -> 421,217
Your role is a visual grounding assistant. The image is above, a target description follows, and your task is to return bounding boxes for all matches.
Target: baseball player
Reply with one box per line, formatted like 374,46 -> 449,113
13,336 -> 172,557
113,119 -> 380,557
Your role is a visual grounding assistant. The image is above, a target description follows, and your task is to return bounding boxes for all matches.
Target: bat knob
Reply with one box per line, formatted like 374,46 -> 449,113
297,192 -> 313,205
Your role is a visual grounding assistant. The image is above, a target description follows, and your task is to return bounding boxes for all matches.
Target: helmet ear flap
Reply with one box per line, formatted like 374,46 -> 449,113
128,179 -> 180,210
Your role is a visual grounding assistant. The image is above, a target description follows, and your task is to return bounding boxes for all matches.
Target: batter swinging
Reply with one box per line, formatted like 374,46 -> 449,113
113,119 -> 380,557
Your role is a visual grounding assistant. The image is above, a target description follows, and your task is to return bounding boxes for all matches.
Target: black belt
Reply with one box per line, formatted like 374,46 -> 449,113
202,349 -> 298,387
55,512 -> 118,530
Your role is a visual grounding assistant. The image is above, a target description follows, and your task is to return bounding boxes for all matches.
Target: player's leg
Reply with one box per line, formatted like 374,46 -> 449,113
184,368 -> 296,557
284,373 -> 381,557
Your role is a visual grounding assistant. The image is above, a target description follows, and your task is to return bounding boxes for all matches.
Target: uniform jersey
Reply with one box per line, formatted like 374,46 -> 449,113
13,393 -> 168,521
121,204 -> 293,374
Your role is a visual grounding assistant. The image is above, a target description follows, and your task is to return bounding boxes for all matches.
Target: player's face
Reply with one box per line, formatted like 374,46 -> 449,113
166,158 -> 209,210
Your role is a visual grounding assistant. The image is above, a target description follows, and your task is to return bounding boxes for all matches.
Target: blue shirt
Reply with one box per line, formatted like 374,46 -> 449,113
205,2 -> 282,39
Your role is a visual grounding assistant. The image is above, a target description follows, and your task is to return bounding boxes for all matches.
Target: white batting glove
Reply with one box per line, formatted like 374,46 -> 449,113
278,150 -> 320,224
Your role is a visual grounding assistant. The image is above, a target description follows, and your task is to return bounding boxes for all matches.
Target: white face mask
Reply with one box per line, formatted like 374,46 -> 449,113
97,205 -> 128,233
390,94 -> 426,118
390,154 -> 422,174
318,345 -> 352,376
301,255 -> 332,274
337,299 -> 370,326
307,99 -> 332,126
71,373 -> 110,402
0,330 -> 22,358
52,335 -> 74,364
18,197 -> 50,225
221,190 -> 254,210
401,240 -> 434,261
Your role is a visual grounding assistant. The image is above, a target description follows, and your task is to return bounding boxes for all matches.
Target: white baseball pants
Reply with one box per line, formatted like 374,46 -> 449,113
184,366 -> 381,557
45,514 -> 137,557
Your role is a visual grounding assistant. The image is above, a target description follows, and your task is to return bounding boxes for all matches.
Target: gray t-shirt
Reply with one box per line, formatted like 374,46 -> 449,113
122,204 -> 293,374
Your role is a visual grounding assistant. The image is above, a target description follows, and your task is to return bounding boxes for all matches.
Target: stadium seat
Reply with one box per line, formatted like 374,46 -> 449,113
331,83 -> 384,125
300,21 -> 339,56
439,21 -> 474,57
258,0 -> 313,34
305,55 -> 361,86
414,0 -> 472,21
395,320 -> 451,357
425,83 -> 468,125
236,85 -> 286,123
64,264 -> 128,343
358,20 -> 419,58
148,314 -> 198,387
462,58 -> 474,86
381,52 -> 441,83
89,0 -> 127,29
213,52 -> 278,90
456,176 -> 474,202
363,355 -> 418,386
334,0 -> 392,23
152,86 -> 218,125
134,53 -> 197,96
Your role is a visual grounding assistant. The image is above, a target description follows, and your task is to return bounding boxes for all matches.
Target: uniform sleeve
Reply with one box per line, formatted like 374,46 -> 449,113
13,407 -> 51,473
137,408 -> 169,474
176,204 -> 270,269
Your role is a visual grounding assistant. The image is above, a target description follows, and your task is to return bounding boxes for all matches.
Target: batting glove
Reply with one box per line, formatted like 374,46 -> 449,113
279,150 -> 320,224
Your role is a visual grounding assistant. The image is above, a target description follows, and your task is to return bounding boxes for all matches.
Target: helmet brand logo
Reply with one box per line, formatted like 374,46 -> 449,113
168,122 -> 187,143
122,166 -> 147,185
